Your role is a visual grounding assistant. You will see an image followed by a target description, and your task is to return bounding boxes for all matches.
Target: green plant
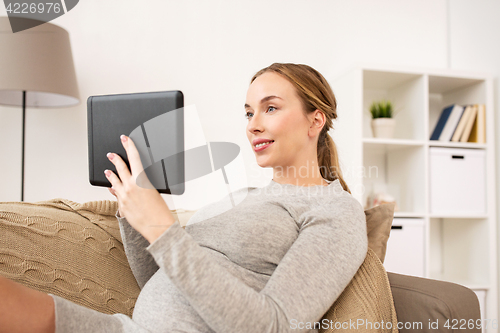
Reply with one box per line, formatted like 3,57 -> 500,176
370,100 -> 393,119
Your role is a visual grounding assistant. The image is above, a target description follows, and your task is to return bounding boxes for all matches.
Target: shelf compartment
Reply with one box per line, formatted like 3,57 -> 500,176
428,75 -> 485,95
363,144 -> 425,214
363,70 -> 425,141
429,217 -> 490,287
428,76 -> 487,142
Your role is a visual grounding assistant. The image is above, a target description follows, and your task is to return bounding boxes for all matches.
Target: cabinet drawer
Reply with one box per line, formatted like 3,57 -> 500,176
383,218 -> 425,277
429,147 -> 486,215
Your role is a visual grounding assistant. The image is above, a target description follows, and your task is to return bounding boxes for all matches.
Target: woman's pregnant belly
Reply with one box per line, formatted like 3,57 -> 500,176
132,270 -> 214,333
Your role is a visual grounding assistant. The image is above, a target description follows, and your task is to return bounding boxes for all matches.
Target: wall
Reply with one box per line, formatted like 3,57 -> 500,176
0,0 -> 449,208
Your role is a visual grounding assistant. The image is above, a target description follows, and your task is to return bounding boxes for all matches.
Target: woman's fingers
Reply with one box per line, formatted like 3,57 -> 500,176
120,135 -> 145,176
104,169 -> 123,193
107,152 -> 131,182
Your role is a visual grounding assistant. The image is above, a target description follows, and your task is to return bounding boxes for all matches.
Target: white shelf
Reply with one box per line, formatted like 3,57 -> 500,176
332,65 -> 497,332
363,139 -> 425,154
394,212 -> 425,218
429,213 -> 488,219
428,141 -> 487,149
468,285 -> 491,291
363,138 -> 425,146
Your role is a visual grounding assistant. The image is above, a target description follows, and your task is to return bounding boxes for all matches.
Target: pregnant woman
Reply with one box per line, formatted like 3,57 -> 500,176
0,63 -> 368,333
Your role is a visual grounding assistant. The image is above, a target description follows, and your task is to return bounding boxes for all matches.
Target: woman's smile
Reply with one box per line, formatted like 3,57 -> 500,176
252,138 -> 275,152
253,140 -> 274,152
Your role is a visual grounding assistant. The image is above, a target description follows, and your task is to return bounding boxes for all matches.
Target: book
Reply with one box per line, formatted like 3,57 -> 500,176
451,105 -> 472,142
460,104 -> 478,142
468,114 -> 478,142
478,104 -> 486,143
468,104 -> 486,143
430,105 -> 453,140
439,104 -> 465,142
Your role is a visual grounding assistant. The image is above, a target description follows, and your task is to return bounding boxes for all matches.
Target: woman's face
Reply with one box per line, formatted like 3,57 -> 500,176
245,71 -> 317,170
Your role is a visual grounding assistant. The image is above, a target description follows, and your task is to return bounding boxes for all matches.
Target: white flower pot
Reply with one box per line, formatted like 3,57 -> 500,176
371,118 -> 396,139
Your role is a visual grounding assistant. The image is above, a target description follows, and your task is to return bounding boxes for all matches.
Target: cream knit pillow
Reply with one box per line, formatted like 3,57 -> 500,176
320,248 -> 399,333
0,199 -> 139,317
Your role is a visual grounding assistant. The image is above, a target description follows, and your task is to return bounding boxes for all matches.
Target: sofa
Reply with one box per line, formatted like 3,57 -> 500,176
387,272 -> 481,332
0,198 -> 481,332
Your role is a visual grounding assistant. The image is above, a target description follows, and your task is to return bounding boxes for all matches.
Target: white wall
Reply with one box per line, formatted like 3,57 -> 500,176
0,0 -> 450,208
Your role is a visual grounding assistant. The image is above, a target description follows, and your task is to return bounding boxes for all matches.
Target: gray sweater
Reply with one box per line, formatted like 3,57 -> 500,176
49,179 -> 368,332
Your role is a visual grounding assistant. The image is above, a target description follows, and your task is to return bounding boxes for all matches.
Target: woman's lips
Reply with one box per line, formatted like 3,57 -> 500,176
254,141 -> 274,152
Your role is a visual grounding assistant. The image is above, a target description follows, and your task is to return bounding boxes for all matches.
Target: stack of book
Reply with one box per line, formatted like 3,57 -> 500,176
430,104 -> 486,143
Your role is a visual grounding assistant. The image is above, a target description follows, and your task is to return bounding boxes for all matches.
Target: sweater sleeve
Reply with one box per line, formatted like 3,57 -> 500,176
116,210 -> 159,290
145,195 -> 368,333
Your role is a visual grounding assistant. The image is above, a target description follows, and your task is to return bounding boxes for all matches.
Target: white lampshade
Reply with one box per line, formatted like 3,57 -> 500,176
0,16 -> 79,107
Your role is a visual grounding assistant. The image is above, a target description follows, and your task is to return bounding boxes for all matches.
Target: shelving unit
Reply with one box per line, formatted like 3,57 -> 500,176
331,63 -> 497,331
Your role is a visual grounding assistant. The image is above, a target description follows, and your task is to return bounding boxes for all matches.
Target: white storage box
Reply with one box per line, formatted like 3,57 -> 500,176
429,147 -> 486,215
383,218 -> 425,277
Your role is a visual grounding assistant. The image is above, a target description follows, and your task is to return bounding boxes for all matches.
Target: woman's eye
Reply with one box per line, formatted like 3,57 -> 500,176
245,107 -> 275,119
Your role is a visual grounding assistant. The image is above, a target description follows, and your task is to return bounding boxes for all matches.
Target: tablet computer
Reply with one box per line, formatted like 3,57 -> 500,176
87,90 -> 185,195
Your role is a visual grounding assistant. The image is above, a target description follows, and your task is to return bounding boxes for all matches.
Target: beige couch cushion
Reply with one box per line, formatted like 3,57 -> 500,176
365,202 -> 396,263
320,248 -> 398,332
0,199 -> 138,317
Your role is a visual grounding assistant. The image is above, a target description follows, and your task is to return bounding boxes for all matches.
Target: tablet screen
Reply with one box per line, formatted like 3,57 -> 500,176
87,90 -> 184,195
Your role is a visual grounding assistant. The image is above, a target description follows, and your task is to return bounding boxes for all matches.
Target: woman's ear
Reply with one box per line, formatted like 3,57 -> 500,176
309,109 -> 326,137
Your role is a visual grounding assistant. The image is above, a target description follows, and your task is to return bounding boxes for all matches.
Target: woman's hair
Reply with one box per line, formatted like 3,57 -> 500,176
251,63 -> 351,194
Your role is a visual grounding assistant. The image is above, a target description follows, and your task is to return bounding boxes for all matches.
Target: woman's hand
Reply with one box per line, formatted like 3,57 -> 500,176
105,134 -> 176,243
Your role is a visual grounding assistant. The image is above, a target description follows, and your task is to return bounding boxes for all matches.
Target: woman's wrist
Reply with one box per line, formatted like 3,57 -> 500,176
139,209 -> 177,243
142,224 -> 171,244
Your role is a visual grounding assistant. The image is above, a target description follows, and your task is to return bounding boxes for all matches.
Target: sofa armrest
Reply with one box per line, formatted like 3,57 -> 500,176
387,272 -> 481,332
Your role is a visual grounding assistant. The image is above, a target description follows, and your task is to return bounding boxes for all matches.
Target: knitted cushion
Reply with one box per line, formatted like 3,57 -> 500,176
365,202 -> 396,263
0,199 -> 139,317
320,248 -> 399,333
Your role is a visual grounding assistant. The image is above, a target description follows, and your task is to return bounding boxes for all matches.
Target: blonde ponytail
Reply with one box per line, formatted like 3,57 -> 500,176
319,133 -> 351,194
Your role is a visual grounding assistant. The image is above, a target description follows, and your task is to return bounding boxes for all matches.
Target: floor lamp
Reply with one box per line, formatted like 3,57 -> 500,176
0,17 -> 80,201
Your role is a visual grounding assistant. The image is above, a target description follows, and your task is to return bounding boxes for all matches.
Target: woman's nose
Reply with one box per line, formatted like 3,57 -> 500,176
247,113 -> 264,133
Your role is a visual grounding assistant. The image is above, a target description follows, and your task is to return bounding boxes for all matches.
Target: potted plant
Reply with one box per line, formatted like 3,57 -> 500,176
370,100 -> 396,139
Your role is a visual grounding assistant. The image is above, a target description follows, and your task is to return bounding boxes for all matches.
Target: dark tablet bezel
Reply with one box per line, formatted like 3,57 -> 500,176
87,90 -> 184,195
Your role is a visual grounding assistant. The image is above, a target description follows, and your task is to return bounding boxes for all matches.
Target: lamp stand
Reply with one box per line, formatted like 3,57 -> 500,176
21,90 -> 26,202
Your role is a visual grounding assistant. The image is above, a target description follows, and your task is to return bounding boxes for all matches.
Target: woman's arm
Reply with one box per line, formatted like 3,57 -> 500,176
105,135 -> 172,289
116,210 -> 159,290
145,195 -> 368,333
